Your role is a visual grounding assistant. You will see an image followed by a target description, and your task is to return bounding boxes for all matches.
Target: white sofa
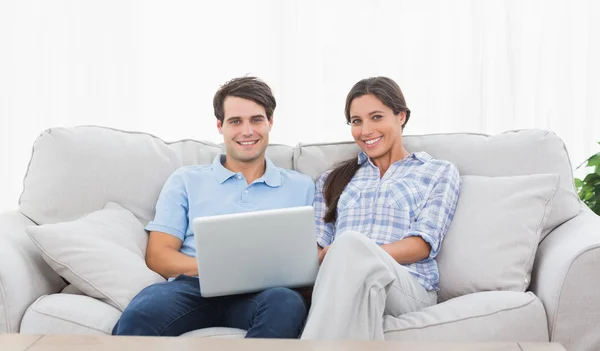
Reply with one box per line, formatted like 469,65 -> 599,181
1,126 -> 599,351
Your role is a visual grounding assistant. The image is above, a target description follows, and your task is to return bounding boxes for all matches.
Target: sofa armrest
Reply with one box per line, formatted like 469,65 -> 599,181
0,210 -> 66,333
530,205 -> 600,351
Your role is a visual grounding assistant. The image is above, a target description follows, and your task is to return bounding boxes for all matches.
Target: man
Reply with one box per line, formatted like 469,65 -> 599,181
112,77 -> 315,338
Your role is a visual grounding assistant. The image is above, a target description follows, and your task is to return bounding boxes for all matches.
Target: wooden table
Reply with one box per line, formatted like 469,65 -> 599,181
0,334 -> 566,351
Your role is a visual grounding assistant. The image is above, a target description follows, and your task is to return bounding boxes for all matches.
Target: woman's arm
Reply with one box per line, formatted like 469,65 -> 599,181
380,237 -> 430,264
384,163 -> 461,264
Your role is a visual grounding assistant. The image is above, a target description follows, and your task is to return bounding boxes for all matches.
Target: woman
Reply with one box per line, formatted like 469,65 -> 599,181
301,77 -> 461,340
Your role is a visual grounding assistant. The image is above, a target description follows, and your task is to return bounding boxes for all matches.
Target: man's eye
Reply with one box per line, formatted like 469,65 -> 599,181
252,118 -> 263,123
230,120 -> 240,125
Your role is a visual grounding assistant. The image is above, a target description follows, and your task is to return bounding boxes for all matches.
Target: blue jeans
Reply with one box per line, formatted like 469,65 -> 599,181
112,275 -> 307,338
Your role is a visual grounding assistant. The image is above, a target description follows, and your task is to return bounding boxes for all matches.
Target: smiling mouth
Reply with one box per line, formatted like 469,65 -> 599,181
363,137 -> 382,147
236,140 -> 259,146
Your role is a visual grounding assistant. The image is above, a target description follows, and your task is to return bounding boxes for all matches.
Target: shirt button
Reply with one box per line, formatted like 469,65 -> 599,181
237,175 -> 242,180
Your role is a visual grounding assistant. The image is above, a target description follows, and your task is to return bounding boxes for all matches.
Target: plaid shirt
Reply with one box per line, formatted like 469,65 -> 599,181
314,151 -> 461,291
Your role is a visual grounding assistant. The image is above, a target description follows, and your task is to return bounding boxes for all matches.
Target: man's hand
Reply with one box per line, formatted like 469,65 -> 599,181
318,245 -> 330,265
294,286 -> 314,307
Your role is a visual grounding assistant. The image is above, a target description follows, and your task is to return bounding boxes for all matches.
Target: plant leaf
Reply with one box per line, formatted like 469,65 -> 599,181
575,178 -> 583,188
591,202 -> 600,216
584,173 -> 600,184
587,153 -> 600,167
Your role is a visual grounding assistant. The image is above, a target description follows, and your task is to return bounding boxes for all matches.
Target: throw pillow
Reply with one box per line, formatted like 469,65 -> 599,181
25,202 -> 166,311
436,174 -> 560,302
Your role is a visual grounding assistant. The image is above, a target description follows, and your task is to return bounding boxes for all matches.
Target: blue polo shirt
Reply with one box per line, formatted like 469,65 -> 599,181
145,154 -> 316,257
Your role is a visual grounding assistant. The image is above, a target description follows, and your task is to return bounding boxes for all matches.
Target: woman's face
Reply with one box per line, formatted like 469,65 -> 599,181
348,94 -> 406,161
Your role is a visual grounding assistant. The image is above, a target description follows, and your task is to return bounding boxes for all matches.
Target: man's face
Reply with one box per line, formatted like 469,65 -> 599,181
217,96 -> 273,164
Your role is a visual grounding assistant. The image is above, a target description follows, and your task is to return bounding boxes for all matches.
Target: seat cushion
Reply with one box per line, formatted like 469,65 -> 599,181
294,129 -> 580,239
181,328 -> 246,338
20,293 -> 121,335
20,293 -> 248,338
383,291 -> 549,342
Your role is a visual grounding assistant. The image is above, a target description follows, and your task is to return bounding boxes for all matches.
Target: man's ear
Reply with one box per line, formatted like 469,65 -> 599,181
217,120 -> 223,134
268,116 -> 274,131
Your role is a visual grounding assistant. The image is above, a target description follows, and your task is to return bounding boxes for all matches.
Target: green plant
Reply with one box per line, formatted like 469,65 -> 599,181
574,142 -> 600,215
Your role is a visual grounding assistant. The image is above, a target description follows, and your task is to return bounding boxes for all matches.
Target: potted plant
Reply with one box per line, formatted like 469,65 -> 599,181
575,142 -> 600,215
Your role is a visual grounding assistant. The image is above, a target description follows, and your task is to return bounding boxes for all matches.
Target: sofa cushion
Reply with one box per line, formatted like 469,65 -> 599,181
294,129 -> 580,239
383,291 -> 548,342
19,126 -> 294,226
20,294 -> 121,335
25,202 -> 165,311
436,174 -> 559,302
181,328 -> 247,338
20,293 -> 248,338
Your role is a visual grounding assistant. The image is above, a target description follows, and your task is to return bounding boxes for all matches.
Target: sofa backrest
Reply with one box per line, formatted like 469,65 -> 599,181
294,129 -> 581,239
20,126 -> 580,240
18,126 -> 294,227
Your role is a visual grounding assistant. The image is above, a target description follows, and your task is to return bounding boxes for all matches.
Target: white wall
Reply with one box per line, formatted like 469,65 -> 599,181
1,0 -> 599,213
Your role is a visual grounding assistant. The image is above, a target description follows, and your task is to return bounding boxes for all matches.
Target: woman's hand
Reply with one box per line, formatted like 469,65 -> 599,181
318,245 -> 330,265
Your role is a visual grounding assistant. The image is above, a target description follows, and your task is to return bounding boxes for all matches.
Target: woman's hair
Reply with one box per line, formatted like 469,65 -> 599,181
322,77 -> 411,224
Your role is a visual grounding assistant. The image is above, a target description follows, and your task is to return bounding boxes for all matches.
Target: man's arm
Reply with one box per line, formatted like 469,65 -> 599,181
144,168 -> 193,279
146,231 -> 197,280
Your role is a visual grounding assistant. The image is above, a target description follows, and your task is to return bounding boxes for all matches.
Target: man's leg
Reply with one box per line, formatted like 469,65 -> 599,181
221,287 -> 307,338
112,275 -> 218,336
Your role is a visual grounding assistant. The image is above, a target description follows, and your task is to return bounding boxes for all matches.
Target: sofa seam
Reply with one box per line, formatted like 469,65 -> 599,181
0,212 -> 44,332
521,175 -> 561,291
0,272 -> 11,332
18,129 -> 49,207
549,244 -> 600,340
384,292 -> 538,333
30,302 -> 110,334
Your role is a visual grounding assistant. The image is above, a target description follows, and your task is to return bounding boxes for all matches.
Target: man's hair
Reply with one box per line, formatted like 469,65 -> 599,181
213,76 -> 276,123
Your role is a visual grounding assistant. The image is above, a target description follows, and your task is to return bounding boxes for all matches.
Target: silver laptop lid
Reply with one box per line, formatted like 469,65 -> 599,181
193,206 -> 319,297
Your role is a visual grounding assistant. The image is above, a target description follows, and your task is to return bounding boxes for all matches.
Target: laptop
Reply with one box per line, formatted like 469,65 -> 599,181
192,206 -> 319,298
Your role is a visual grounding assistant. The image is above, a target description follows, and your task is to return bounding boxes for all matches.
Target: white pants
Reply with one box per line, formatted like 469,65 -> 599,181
301,231 -> 437,340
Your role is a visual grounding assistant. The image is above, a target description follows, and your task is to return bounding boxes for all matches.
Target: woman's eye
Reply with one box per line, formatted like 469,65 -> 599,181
351,119 -> 361,125
372,115 -> 383,120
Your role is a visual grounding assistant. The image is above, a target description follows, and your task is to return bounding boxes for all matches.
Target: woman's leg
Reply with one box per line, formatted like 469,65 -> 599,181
301,231 -> 435,340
